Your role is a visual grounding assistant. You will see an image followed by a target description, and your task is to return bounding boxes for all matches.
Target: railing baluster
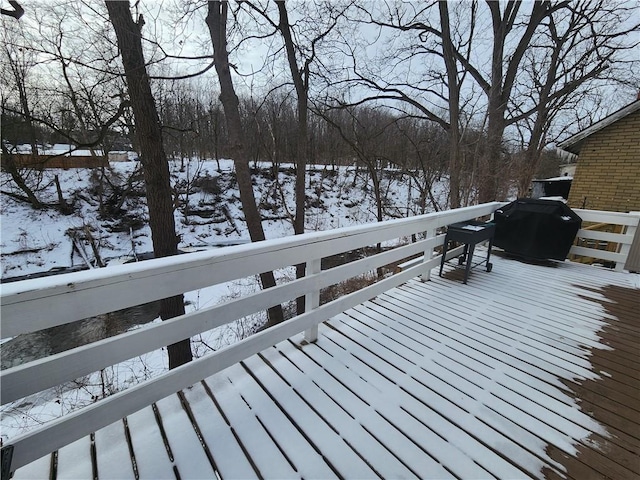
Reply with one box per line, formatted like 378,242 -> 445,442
421,228 -> 436,282
303,258 -> 322,342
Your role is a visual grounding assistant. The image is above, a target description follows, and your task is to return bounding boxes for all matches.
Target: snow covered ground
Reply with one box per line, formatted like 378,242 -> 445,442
1,159 -> 446,278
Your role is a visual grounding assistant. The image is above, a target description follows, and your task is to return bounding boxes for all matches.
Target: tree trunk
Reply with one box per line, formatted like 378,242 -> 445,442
439,2 -> 462,209
54,174 -> 71,214
276,1 -> 308,314
516,148 -> 540,198
206,0 -> 284,327
477,1 -> 550,204
478,108 -> 505,204
106,1 -> 192,369
0,145 -> 43,209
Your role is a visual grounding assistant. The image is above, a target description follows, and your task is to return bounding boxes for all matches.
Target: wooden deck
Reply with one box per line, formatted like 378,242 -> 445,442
12,253 -> 640,479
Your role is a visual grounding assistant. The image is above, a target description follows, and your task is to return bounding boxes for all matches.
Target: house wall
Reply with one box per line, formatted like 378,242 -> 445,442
567,109 -> 640,212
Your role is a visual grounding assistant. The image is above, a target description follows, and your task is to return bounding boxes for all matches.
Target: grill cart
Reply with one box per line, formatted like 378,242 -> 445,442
439,220 -> 496,284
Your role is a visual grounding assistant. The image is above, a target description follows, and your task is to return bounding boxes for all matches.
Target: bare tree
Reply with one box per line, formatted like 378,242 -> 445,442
472,1 -> 558,203
438,1 -> 464,208
509,0 -> 640,196
1,23 -> 43,208
239,0 -> 348,313
338,1 -> 478,208
1,1 -> 133,214
205,0 -> 284,327
392,116 -> 448,213
106,0 -> 192,369
275,1 -> 308,242
320,106 -> 397,224
431,1 -> 638,201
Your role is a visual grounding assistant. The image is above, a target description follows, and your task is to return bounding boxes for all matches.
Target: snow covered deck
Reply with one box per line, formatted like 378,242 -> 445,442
12,253 -> 639,480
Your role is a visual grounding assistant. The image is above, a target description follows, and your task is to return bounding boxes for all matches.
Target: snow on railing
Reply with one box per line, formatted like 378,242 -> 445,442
0,202 -> 501,476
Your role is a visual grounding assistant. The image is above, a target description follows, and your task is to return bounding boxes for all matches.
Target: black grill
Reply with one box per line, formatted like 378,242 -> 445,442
493,199 -> 582,261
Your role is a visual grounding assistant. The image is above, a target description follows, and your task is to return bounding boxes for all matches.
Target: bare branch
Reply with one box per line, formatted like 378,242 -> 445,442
1,0 -> 24,20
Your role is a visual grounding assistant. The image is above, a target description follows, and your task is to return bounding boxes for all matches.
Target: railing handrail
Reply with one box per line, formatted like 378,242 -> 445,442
0,202 -> 503,339
572,208 -> 640,226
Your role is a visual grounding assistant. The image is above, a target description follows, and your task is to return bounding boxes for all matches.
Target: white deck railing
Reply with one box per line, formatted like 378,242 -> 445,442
1,202 -> 638,475
569,208 -> 640,270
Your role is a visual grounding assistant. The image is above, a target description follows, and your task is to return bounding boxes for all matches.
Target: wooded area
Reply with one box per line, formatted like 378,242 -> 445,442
3,1 -> 638,201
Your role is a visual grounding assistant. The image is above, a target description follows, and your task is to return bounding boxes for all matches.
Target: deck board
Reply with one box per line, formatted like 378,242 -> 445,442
241,353 -> 380,478
154,393 -> 219,479
180,382 -> 258,479
258,343 -> 420,479
54,436 -> 93,480
125,402 -> 175,479
202,372 -> 301,479
224,362 -> 339,479
11,254 -> 639,479
93,420 -> 136,479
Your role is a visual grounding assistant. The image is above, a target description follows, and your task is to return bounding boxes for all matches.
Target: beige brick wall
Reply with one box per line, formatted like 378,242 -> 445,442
567,109 -> 640,213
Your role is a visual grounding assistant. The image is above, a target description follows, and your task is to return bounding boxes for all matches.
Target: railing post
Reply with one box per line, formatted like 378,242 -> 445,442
303,258 -> 321,342
420,228 -> 437,282
621,212 -> 640,272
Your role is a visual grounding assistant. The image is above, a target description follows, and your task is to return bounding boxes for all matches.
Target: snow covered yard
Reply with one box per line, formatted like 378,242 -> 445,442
1,159 -> 442,278
8,253 -> 640,479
